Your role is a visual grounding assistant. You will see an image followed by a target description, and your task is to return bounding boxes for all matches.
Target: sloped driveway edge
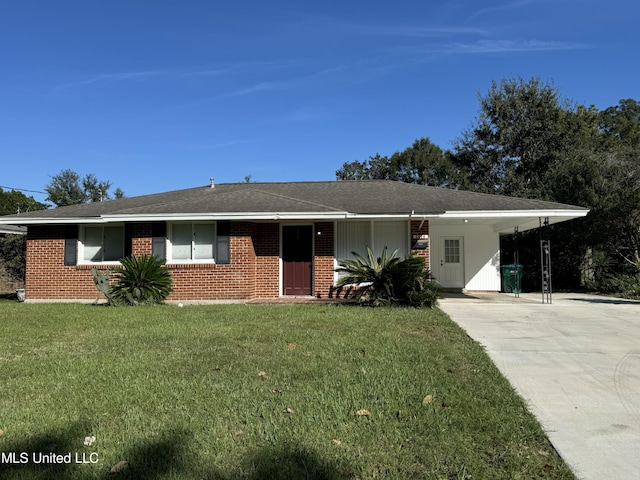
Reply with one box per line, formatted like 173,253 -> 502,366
440,293 -> 640,480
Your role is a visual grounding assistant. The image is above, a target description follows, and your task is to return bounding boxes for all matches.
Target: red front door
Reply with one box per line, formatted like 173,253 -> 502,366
282,225 -> 313,296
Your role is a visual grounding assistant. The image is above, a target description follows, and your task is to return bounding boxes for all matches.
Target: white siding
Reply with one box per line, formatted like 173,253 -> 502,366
335,220 -> 409,283
430,224 -> 501,291
336,220 -> 408,260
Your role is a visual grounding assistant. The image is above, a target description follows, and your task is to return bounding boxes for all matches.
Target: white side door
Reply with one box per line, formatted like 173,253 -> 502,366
439,237 -> 465,289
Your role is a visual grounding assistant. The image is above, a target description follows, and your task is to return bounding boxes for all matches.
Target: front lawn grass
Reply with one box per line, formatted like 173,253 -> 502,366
0,303 -> 575,479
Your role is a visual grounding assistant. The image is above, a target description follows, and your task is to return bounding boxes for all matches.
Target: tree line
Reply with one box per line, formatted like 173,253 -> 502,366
0,170 -> 123,284
336,77 -> 640,295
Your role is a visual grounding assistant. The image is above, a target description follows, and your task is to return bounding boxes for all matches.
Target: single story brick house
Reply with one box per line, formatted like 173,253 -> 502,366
0,180 -> 588,301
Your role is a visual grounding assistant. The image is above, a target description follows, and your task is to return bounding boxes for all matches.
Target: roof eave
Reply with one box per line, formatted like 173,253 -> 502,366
440,209 -> 589,219
0,217 -> 106,225
0,208 -> 589,226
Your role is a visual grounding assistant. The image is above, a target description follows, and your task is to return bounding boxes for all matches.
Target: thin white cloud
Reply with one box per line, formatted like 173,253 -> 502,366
399,38 -> 587,56
466,0 -> 545,22
449,39 -> 587,54
53,61 -> 292,92
54,70 -> 169,91
180,60 -> 295,77
292,14 -> 488,39
354,24 -> 489,38
211,65 -> 349,100
259,107 -> 327,125
221,81 -> 280,98
179,139 -> 255,150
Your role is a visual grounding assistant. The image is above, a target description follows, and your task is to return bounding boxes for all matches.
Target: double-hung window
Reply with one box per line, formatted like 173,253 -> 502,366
169,222 -> 230,263
81,225 -> 125,263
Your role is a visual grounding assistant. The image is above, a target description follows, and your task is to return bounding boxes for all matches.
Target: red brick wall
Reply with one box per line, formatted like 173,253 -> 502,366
25,220 -> 420,301
25,222 -> 283,301
254,223 -> 280,297
131,223 -> 152,256
26,226 -> 102,300
166,222 -> 255,300
313,222 -> 334,297
410,220 -> 430,270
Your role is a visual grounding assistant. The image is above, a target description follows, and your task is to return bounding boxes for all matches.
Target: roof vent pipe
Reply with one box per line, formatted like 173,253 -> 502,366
210,177 -> 215,189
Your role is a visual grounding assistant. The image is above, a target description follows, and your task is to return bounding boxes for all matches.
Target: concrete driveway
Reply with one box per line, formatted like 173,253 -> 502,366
440,292 -> 640,480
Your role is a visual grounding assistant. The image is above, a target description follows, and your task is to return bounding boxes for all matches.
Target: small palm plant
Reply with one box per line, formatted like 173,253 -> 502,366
335,246 -> 401,305
336,246 -> 440,307
110,254 -> 173,305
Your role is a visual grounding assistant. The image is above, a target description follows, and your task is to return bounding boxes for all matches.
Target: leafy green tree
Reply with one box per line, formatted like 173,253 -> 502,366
336,138 -> 459,187
0,188 -> 47,283
0,187 -> 47,215
592,105 -> 640,272
336,153 -> 393,181
451,77 -> 579,198
0,233 -> 27,283
45,169 -> 123,206
598,99 -> 640,152
45,169 -> 85,206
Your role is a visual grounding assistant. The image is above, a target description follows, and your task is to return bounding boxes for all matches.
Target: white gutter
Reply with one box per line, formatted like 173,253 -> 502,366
0,209 -> 588,225
437,209 -> 589,219
0,217 -> 108,225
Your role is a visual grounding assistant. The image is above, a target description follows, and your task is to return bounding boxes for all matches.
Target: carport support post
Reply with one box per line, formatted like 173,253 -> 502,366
513,225 -> 520,298
539,217 -> 552,304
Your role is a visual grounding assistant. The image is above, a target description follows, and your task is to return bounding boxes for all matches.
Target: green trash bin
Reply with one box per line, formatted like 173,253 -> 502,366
501,264 -> 523,294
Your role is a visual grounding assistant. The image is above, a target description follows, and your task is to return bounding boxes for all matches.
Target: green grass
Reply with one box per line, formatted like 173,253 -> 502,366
0,302 -> 576,479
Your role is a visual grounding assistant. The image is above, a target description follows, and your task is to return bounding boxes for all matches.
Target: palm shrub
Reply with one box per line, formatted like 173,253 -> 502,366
335,246 -> 401,305
389,254 -> 441,307
336,246 -> 440,307
110,254 -> 173,305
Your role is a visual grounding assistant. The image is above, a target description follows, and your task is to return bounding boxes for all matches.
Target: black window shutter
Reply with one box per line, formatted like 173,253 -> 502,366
124,224 -> 133,258
216,221 -> 231,264
64,225 -> 78,266
152,222 -> 166,259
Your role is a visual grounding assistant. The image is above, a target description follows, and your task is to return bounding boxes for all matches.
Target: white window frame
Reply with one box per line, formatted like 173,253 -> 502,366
167,222 -> 218,264
78,224 -> 125,265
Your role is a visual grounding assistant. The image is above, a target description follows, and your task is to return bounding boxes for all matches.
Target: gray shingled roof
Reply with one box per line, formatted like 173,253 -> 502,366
0,181 -> 588,223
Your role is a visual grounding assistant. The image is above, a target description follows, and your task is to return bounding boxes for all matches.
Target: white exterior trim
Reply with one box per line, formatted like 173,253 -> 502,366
0,208 -> 588,226
77,223 -> 125,266
437,209 -> 588,219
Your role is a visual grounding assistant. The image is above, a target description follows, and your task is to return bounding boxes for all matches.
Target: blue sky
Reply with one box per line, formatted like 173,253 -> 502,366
0,0 -> 638,205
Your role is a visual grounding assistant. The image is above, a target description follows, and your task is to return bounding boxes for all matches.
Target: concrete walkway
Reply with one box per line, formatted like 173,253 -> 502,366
440,292 -> 640,480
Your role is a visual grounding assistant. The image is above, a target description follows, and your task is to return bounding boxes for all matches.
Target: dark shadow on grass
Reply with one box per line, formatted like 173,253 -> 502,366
208,443 -> 355,480
243,443 -> 352,480
100,429 -> 190,480
0,420 -> 92,479
0,422 -> 191,480
1,423 -> 352,479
